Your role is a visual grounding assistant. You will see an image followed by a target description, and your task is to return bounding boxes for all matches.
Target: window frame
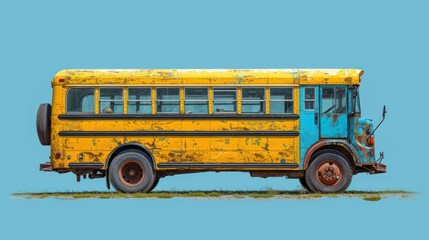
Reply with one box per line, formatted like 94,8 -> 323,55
241,87 -> 266,114
156,87 -> 181,114
269,87 -> 294,114
65,87 -> 96,114
213,87 -> 237,114
184,87 -> 209,114
127,87 -> 152,114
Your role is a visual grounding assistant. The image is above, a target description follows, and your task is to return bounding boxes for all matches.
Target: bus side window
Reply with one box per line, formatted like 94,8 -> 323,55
185,88 -> 208,114
270,87 -> 293,114
128,88 -> 151,114
242,88 -> 265,113
156,88 -> 180,113
99,88 -> 124,114
304,88 -> 315,110
66,88 -> 95,113
213,87 -> 237,113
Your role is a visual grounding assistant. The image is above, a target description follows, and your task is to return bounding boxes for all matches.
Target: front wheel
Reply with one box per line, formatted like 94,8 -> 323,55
305,150 -> 353,193
109,151 -> 156,193
298,178 -> 311,192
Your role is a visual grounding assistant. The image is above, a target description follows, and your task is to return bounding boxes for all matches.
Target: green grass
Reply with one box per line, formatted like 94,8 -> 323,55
12,190 -> 415,201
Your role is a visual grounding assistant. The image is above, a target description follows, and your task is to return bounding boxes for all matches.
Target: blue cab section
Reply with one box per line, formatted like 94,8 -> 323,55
299,86 -> 376,169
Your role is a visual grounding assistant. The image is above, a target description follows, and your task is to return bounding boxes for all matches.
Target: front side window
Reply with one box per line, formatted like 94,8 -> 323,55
270,88 -> 293,114
185,88 -> 208,114
213,88 -> 237,113
304,87 -> 316,110
100,88 -> 123,114
128,88 -> 151,114
321,87 -> 346,114
66,88 -> 95,113
157,88 -> 180,113
242,88 -> 265,113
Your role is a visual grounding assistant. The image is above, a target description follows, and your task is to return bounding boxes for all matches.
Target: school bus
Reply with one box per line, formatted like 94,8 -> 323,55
36,69 -> 386,193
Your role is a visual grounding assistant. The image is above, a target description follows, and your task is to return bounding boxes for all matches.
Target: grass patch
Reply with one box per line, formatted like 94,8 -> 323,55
12,190 -> 415,201
363,195 -> 382,201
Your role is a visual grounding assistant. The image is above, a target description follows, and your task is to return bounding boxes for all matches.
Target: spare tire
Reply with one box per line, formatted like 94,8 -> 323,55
36,103 -> 51,146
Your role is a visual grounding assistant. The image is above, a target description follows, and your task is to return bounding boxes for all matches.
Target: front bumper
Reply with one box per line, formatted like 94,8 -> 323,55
360,162 -> 386,174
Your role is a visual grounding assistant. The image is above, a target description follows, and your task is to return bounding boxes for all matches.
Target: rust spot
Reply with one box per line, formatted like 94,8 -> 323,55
263,143 -> 269,151
251,138 -> 261,146
153,125 -> 163,131
168,152 -> 176,160
278,151 -> 289,157
168,150 -> 186,161
81,152 -> 103,162
147,139 -> 160,150
254,153 -> 266,161
111,138 -> 122,145
184,152 -> 204,162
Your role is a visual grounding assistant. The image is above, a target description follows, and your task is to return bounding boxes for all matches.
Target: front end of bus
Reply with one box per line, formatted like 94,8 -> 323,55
349,86 -> 386,174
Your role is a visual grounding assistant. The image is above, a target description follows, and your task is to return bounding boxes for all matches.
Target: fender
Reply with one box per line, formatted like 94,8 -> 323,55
105,142 -> 155,189
302,140 -> 361,170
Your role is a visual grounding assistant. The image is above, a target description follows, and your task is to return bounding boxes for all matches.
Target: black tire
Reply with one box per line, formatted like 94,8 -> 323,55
305,150 -> 353,193
36,103 -> 51,146
299,177 -> 311,192
147,177 -> 160,192
109,150 -> 156,193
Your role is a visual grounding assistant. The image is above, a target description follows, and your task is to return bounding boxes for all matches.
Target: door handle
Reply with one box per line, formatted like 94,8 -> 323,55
314,111 -> 319,125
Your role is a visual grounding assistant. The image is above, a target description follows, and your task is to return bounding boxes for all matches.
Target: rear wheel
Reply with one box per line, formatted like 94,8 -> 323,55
147,177 -> 160,192
305,150 -> 353,193
109,151 -> 156,193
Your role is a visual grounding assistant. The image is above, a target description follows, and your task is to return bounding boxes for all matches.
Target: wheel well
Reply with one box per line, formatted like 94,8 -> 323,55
310,146 -> 357,173
107,144 -> 155,169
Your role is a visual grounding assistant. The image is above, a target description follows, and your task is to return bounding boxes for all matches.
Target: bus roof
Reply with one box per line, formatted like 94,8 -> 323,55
52,69 -> 363,86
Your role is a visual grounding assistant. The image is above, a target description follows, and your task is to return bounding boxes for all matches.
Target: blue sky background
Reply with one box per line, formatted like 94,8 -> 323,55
0,0 -> 428,239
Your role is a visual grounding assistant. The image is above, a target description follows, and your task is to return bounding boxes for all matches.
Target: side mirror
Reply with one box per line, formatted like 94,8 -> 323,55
369,105 -> 387,138
382,105 -> 387,119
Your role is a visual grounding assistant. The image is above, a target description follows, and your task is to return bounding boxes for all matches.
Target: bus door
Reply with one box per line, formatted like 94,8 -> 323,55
319,86 -> 348,138
299,87 -> 319,164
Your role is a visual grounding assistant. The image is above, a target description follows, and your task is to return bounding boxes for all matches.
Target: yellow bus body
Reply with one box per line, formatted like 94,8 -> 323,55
49,69 -> 360,169
37,69 -> 385,193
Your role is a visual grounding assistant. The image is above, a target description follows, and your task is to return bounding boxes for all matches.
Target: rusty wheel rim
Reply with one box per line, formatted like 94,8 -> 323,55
316,160 -> 343,186
118,160 -> 145,187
